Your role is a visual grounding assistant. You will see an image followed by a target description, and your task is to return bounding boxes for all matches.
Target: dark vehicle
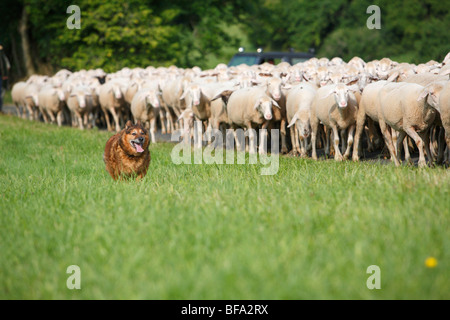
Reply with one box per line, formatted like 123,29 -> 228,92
228,48 -> 315,67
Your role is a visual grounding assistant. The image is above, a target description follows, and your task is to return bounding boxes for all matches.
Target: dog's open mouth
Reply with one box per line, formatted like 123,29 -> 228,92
130,139 -> 145,153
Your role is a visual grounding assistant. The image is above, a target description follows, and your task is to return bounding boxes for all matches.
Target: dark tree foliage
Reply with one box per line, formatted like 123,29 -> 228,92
0,0 -> 448,80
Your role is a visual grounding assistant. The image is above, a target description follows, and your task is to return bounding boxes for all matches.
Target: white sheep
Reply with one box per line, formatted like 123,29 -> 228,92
130,87 -> 161,143
67,85 -> 94,130
353,80 -> 389,161
23,83 -> 41,121
310,83 -> 359,161
286,83 -> 317,157
377,82 -> 438,167
226,87 -> 279,154
438,81 -> 450,162
11,81 -> 27,118
99,80 -> 127,132
264,76 -> 289,153
37,84 -> 66,126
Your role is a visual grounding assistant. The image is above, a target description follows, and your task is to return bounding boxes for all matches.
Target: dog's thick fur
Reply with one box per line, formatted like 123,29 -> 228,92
104,120 -> 151,180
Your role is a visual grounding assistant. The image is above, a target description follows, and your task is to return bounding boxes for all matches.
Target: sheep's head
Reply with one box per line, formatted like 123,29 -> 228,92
287,111 -> 311,138
55,89 -> 65,101
324,83 -> 359,108
180,84 -> 208,107
145,90 -> 160,109
417,82 -> 445,111
254,96 -> 279,121
267,77 -> 283,101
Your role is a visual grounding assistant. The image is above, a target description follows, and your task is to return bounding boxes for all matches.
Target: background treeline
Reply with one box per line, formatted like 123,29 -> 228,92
1,0 -> 449,82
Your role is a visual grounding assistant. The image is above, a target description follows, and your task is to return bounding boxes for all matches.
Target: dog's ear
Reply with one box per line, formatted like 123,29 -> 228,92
125,120 -> 133,129
135,120 -> 142,127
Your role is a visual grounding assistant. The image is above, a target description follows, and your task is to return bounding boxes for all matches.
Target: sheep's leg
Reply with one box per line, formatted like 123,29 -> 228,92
56,111 -> 64,127
233,129 -> 242,151
379,120 -> 401,166
331,124 -> 343,161
296,126 -> 307,158
344,125 -> 355,160
300,137 -> 307,158
109,108 -> 121,132
159,109 -> 167,134
395,130 -> 406,163
83,112 -> 90,128
167,113 -> 173,134
341,129 -> 347,155
289,126 -> 298,156
259,122 -> 269,155
403,135 -> 412,164
404,127 -> 427,168
75,112 -> 84,130
445,133 -> 450,163
248,128 -> 256,154
103,108 -> 113,131
325,127 -> 331,158
311,118 -> 319,160
436,127 -> 445,164
291,124 -> 301,155
280,119 -> 288,154
26,104 -> 34,120
40,109 -> 49,123
194,120 -> 203,149
392,129 -> 399,157
353,110 -> 366,161
421,129 -> 433,166
206,119 -> 213,144
150,118 -> 157,143
48,111 -> 56,124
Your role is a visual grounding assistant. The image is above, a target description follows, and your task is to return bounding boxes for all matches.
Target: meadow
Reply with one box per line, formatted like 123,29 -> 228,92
0,114 -> 448,299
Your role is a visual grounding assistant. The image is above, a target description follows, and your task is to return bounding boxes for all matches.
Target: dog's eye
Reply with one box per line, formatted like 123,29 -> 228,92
132,132 -> 137,136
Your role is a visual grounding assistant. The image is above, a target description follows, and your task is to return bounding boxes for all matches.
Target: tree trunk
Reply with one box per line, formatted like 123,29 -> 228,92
18,6 -> 35,76
10,31 -> 24,80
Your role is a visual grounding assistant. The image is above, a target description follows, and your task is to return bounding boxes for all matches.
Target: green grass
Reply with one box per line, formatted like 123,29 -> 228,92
0,114 -> 449,299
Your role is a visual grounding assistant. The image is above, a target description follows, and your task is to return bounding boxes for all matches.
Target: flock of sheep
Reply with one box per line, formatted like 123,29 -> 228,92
10,51 -> 450,167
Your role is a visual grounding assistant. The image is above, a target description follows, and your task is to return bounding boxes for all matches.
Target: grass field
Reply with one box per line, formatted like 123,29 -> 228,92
0,114 -> 449,299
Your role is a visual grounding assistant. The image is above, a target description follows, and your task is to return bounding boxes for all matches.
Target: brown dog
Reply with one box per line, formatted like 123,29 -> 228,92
103,120 -> 151,180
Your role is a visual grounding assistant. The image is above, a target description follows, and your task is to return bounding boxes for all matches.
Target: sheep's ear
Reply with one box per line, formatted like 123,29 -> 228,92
177,109 -> 191,122
346,78 -> 359,86
387,71 -> 399,82
253,99 -> 261,110
322,88 -> 336,99
200,88 -> 211,100
125,120 -> 133,129
282,83 -> 292,90
347,84 -> 359,92
287,114 -> 299,128
211,89 -> 233,103
417,88 -> 430,102
271,99 -> 281,109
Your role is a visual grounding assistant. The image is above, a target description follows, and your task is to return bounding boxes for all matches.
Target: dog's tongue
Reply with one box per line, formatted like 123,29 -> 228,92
135,144 -> 144,153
